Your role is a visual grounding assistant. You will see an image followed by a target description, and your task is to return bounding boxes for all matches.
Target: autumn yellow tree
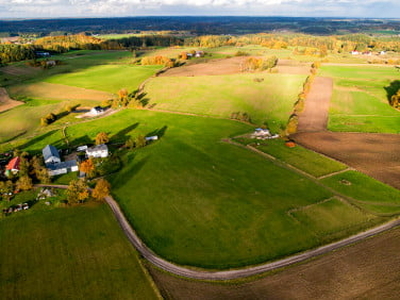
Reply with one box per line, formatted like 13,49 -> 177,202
95,132 -> 109,145
16,175 -> 33,191
79,158 -> 96,178
92,178 -> 111,201
67,179 -> 90,204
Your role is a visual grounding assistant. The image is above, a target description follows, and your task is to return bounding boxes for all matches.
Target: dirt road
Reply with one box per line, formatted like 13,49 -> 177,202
297,77 -> 333,132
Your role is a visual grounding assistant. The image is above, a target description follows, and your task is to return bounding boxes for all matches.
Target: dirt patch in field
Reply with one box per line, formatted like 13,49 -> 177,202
160,57 -> 310,77
297,77 -> 333,133
10,82 -> 113,102
293,131 -> 400,189
0,88 -> 23,112
1,65 -> 38,76
148,227 -> 400,299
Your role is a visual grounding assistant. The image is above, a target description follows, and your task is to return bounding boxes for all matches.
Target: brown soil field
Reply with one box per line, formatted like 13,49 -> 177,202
148,227 -> 400,299
293,132 -> 400,189
9,82 -> 113,102
297,77 -> 333,132
160,57 -> 309,77
0,88 -> 23,112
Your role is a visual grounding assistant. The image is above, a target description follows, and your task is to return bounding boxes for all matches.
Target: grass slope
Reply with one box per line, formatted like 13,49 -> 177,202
144,73 -> 306,132
8,109 -> 396,268
45,64 -> 161,93
320,65 -> 400,133
0,203 -> 159,299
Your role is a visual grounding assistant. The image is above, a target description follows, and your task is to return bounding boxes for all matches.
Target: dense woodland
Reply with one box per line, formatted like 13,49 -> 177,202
1,16 -> 400,35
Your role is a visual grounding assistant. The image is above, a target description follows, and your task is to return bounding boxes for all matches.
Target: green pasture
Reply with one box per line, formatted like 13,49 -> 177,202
252,139 -> 347,177
291,198 -> 376,239
321,170 -> 400,208
144,73 -> 306,132
4,109 -> 398,268
0,98 -> 100,148
0,202 -> 159,299
45,64 -> 161,93
319,65 -> 400,133
19,109 -> 395,269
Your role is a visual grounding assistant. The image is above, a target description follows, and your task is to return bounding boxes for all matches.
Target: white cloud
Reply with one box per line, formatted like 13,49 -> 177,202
0,0 -> 398,18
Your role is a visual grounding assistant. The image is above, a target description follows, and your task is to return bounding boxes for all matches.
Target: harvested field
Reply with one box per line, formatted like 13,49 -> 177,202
293,132 -> 400,190
9,82 -> 113,101
148,227 -> 400,299
1,65 -> 38,76
160,57 -> 310,77
0,88 -> 23,112
297,77 -> 333,132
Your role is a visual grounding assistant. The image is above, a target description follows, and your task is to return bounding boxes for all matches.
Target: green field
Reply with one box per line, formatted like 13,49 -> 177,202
0,201 -> 159,299
15,108 -> 395,269
45,64 -> 161,93
321,170 -> 400,206
291,198 -> 376,239
320,65 -> 400,133
144,73 -> 306,132
249,139 -> 347,177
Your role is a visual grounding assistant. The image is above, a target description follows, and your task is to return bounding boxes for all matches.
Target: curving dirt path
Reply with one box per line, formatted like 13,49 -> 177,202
35,184 -> 400,281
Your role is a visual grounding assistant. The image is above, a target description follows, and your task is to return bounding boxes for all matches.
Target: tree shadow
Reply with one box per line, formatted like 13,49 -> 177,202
384,80 -> 400,104
146,125 -> 168,138
111,123 -> 139,143
111,155 -> 149,190
18,130 -> 59,153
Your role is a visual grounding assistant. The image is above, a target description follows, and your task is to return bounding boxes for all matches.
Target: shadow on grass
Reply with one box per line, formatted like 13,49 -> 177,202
146,125 -> 168,138
384,80 -> 400,104
18,130 -> 60,153
111,122 -> 139,143
111,154 -> 149,190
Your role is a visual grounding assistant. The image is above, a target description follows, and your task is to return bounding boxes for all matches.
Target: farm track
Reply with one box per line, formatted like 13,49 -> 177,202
35,176 -> 400,281
292,73 -> 400,190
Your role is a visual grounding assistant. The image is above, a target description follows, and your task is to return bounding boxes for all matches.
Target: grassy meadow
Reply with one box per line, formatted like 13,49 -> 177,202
319,65 -> 400,133
0,202 -> 160,299
144,73 -> 306,132
14,108 -> 397,269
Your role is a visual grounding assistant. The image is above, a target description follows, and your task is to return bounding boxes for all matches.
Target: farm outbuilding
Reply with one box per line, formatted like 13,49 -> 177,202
42,145 -> 61,165
5,156 -> 20,174
86,144 -> 108,158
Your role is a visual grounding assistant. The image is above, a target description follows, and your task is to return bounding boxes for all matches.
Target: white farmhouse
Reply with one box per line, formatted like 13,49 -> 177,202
86,144 -> 108,158
42,145 -> 61,165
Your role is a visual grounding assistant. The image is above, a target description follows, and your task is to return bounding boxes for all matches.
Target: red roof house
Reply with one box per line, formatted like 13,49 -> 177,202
6,157 -> 20,172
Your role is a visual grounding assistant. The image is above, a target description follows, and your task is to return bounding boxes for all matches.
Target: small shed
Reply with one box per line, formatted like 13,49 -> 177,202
90,106 -> 105,115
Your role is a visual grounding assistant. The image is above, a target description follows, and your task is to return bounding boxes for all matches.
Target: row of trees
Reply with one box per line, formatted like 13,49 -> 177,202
185,33 -> 400,53
241,56 -> 278,72
0,44 -> 35,64
285,62 -> 320,135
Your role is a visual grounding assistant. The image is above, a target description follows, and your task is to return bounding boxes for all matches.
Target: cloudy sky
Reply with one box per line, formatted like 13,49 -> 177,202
0,0 -> 399,19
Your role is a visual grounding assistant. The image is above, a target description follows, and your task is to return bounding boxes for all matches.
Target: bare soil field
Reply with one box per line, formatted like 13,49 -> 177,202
9,82 -> 113,101
160,57 -> 309,77
297,77 -> 333,132
293,131 -> 400,189
148,227 -> 400,299
0,88 -> 23,112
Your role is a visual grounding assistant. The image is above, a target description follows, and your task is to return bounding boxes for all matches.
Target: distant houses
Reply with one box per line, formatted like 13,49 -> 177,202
42,145 -> 78,176
251,128 -> 279,140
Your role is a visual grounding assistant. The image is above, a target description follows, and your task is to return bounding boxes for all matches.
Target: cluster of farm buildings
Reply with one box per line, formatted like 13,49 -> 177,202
4,143 -> 109,177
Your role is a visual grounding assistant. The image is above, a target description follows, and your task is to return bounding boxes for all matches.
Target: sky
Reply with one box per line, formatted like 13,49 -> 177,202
0,0 -> 399,19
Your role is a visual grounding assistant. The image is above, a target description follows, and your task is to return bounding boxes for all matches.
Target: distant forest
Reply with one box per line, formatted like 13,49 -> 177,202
1,16 -> 400,36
